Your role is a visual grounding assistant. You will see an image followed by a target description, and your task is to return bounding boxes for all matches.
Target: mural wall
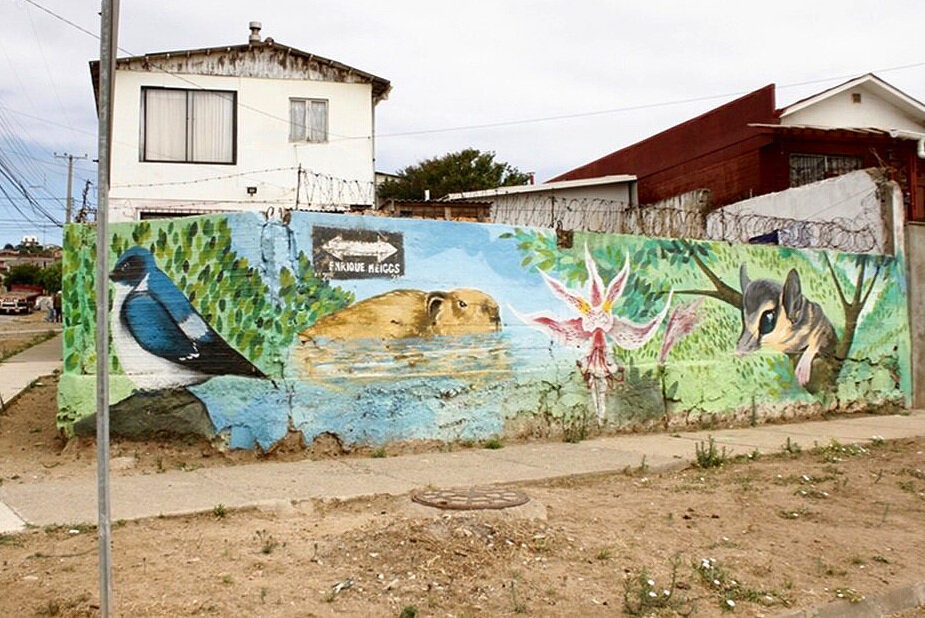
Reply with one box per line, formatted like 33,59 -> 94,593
58,211 -> 911,450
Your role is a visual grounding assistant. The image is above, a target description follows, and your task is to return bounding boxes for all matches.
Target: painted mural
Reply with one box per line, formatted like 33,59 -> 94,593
58,211 -> 910,450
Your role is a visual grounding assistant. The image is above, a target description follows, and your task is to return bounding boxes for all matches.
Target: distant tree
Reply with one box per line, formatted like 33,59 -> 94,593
38,261 -> 62,294
3,263 -> 43,288
2,243 -> 14,251
378,148 -> 531,201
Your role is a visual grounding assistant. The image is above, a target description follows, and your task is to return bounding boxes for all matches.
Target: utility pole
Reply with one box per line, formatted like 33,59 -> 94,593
96,1 -> 119,616
54,153 -> 88,224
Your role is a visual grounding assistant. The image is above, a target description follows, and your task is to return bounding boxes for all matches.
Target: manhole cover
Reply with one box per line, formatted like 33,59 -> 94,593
411,486 -> 530,511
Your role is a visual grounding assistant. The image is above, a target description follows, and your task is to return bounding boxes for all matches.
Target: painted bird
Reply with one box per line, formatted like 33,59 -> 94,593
109,246 -> 266,390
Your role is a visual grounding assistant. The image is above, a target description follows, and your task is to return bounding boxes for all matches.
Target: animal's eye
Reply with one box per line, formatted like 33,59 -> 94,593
759,309 -> 776,335
458,300 -> 467,309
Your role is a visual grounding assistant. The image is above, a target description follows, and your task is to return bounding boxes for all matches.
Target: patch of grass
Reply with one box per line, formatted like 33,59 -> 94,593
596,547 -> 612,561
483,438 -> 503,450
0,329 -> 57,363
510,580 -> 526,614
623,556 -> 691,616
255,529 -> 279,554
43,523 -> 95,535
897,480 -> 917,493
399,606 -> 418,618
0,533 -> 23,546
781,437 -> 802,457
695,436 -> 727,469
371,447 -> 387,458
212,504 -> 227,519
834,587 -> 865,603
694,557 -> 787,611
814,439 -> 869,463
904,467 -> 925,480
816,557 -> 847,576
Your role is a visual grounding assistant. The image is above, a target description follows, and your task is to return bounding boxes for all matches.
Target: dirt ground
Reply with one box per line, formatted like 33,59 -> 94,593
1,376 -> 925,617
0,311 -> 58,361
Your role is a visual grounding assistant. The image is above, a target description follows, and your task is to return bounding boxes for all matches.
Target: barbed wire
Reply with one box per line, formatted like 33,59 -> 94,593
483,194 -> 882,254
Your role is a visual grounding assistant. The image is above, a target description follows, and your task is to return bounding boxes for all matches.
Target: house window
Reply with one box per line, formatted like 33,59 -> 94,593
789,154 -> 862,187
140,87 -> 236,164
289,99 -> 328,143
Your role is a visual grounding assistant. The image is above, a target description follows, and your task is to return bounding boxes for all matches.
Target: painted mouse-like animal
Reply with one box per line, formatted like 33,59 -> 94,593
299,288 -> 502,341
736,265 -> 837,386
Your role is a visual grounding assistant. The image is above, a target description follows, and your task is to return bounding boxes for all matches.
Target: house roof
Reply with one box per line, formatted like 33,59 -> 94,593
445,174 -> 637,200
90,35 -> 391,108
778,73 -> 925,121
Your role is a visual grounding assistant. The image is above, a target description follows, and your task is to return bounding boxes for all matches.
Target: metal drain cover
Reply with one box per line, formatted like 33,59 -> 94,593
411,486 -> 530,511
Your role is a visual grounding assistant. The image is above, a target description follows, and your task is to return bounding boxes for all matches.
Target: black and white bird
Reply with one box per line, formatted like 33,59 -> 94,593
109,246 -> 266,390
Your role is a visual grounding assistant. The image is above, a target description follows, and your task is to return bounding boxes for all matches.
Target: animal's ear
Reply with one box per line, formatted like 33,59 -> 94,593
782,269 -> 804,320
426,292 -> 447,319
739,264 -> 750,293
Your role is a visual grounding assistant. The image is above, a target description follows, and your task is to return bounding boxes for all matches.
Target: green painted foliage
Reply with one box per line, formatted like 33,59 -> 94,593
62,216 -> 352,379
501,226 -> 906,412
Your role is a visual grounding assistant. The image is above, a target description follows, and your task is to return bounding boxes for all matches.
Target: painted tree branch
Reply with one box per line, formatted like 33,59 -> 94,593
821,252 -> 849,311
678,240 -> 741,308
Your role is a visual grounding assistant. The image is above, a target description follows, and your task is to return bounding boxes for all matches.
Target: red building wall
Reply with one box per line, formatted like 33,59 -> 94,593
553,84 -> 924,219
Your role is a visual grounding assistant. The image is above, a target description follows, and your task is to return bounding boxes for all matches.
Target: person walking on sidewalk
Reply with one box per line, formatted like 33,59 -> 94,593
53,292 -> 62,323
36,295 -> 53,322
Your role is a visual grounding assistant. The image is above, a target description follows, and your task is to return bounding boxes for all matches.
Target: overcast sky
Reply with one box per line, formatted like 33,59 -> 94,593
2,0 -> 925,247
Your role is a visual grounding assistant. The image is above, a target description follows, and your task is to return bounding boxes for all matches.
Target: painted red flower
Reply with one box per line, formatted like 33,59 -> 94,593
658,298 -> 704,366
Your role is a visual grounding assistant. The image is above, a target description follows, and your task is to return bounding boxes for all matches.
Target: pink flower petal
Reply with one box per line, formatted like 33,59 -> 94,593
658,298 -> 704,364
510,307 -> 591,347
607,291 -> 673,350
539,270 -> 590,316
603,252 -> 630,310
584,244 -> 605,307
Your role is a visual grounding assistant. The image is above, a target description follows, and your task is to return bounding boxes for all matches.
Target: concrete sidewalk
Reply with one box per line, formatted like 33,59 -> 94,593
0,333 -> 61,410
0,410 -> 922,534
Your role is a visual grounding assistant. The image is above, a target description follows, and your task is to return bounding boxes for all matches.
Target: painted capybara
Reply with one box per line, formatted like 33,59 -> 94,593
299,288 -> 502,341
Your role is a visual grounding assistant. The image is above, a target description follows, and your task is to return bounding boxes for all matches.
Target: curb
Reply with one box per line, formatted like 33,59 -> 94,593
777,581 -> 925,617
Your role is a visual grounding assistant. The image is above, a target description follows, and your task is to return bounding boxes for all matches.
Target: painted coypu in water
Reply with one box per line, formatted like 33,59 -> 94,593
299,288 -> 502,341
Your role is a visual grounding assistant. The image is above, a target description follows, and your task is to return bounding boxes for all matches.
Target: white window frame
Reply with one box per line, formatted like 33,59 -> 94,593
139,87 -> 237,164
289,98 -> 329,143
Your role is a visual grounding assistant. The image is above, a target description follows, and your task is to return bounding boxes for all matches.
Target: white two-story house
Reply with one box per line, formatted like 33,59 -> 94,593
91,23 -> 390,222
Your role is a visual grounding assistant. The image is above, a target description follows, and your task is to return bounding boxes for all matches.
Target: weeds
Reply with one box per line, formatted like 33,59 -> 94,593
510,580 -> 526,613
371,447 -> 387,458
694,557 -> 786,611
255,529 -> 279,554
695,436 -> 727,469
834,587 -> 865,603
399,606 -> 418,618
781,437 -> 802,457
814,439 -> 868,463
212,504 -> 227,519
0,533 -> 23,546
623,555 -> 691,616
483,438 -> 503,450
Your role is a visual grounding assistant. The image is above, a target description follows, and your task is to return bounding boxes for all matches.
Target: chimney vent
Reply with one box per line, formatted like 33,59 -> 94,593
248,21 -> 262,44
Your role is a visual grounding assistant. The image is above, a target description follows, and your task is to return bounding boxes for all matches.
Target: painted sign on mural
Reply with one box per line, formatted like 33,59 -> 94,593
311,226 -> 405,279
58,211 -> 910,450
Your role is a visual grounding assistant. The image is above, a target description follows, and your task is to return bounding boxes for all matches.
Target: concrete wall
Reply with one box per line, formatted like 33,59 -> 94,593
707,170 -> 888,254
109,68 -> 376,221
58,211 -> 910,449
906,223 -> 925,407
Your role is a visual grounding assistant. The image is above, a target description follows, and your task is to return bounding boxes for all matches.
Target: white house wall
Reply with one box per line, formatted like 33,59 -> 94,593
782,84 -> 925,131
109,69 -> 375,221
